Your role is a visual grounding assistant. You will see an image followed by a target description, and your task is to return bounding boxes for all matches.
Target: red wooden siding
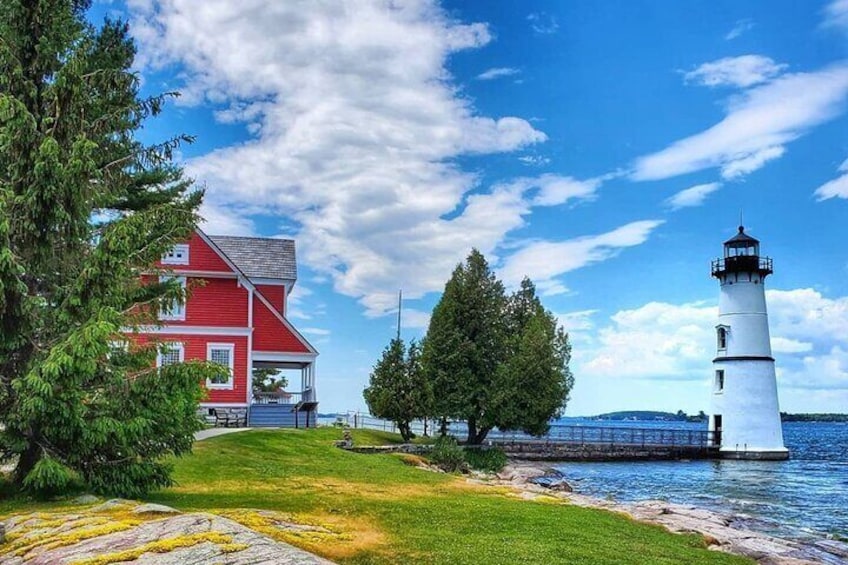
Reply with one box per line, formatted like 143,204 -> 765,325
168,278 -> 248,327
156,233 -> 233,272
256,284 -> 285,315
128,334 -> 249,404
252,298 -> 310,353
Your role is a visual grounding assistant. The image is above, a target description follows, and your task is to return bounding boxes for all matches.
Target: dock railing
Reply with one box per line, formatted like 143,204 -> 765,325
341,412 -> 715,449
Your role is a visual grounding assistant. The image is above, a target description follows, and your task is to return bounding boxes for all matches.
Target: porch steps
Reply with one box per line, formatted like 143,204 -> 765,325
248,404 -> 316,428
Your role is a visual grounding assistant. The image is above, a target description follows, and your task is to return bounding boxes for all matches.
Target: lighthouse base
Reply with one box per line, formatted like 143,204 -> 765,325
718,448 -> 789,461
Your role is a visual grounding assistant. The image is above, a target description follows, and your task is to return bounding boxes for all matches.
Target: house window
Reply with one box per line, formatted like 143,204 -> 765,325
157,343 -> 184,368
717,326 -> 728,350
715,369 -> 725,392
159,276 -> 187,321
207,343 -> 235,389
162,244 -> 189,265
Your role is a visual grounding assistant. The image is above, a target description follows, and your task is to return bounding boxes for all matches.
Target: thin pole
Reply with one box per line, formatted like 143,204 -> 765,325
396,289 -> 402,341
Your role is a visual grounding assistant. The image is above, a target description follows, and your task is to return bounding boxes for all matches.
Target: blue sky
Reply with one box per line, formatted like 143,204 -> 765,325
96,1 -> 848,415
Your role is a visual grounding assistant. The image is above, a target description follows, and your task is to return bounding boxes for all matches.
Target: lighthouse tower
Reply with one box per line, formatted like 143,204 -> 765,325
708,226 -> 788,460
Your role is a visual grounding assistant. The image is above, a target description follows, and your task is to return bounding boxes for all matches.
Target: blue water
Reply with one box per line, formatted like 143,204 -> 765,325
552,420 -> 848,541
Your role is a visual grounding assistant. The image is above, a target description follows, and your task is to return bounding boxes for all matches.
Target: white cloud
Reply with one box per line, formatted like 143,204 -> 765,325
401,308 -> 432,330
633,63 -> 848,181
130,0 -> 615,317
814,157 -> 848,200
556,310 -> 597,333
199,202 -> 257,236
527,12 -> 558,35
813,172 -> 848,200
499,220 -> 664,290
823,0 -> 848,33
683,55 -> 786,88
725,19 -> 755,40
518,155 -> 551,167
574,289 -> 848,399
477,67 -> 520,81
666,182 -> 722,209
771,337 -> 813,354
719,145 -> 785,179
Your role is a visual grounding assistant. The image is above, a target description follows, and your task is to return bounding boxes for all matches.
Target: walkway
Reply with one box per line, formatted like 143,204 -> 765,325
195,427 -> 253,441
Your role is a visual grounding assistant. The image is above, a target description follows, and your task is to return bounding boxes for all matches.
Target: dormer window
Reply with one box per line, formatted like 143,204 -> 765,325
716,325 -> 729,351
162,244 -> 189,265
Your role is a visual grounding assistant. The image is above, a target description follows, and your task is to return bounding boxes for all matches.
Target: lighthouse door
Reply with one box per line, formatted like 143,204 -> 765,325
713,415 -> 723,446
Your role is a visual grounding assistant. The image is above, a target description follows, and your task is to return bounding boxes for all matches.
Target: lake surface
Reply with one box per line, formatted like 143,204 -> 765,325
552,420 -> 848,541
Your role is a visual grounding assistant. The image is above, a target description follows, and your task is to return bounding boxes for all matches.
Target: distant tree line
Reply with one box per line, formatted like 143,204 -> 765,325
780,413 -> 848,423
364,250 -> 573,444
592,410 -> 707,423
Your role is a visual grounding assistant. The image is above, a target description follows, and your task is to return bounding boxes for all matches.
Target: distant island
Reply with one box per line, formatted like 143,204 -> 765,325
590,410 -> 707,423
780,413 -> 848,423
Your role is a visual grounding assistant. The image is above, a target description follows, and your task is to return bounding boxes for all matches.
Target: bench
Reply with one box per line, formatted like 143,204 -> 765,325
211,408 -> 248,428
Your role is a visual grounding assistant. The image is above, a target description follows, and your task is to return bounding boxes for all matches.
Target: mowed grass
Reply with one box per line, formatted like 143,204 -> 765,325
1,428 -> 751,564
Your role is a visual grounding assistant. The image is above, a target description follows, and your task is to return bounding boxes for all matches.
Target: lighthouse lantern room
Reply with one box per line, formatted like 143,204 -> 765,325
708,226 -> 788,460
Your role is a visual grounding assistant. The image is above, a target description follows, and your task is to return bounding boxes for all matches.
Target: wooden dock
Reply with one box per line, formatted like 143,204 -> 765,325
488,425 -> 719,461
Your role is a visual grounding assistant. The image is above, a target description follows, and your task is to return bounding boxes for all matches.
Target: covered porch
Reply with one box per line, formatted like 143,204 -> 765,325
249,353 -> 318,428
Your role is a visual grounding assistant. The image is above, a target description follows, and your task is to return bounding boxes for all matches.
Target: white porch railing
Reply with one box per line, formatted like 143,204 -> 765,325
251,388 -> 315,405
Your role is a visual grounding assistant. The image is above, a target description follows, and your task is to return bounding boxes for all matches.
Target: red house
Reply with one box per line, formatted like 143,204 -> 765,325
135,229 -> 318,427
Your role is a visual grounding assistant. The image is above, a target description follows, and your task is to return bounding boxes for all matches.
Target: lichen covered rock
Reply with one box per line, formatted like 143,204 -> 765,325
0,502 -> 335,564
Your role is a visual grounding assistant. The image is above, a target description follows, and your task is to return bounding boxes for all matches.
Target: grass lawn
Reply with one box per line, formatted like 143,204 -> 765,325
0,428 -> 751,564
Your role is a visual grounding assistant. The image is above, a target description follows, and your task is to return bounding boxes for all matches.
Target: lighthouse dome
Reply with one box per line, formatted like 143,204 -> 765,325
711,225 -> 773,279
724,225 -> 759,256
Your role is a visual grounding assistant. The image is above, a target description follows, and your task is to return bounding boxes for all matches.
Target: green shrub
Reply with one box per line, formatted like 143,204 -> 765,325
464,447 -> 507,473
429,436 -> 467,473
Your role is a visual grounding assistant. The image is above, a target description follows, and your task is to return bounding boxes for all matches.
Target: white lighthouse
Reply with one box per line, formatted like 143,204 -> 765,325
708,226 -> 788,460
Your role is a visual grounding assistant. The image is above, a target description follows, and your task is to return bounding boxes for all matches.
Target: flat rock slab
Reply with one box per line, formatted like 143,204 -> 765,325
0,502 -> 335,565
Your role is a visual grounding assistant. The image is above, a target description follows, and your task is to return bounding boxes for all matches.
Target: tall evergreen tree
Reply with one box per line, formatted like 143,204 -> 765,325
363,338 -> 432,442
0,0 -> 220,497
491,278 -> 573,436
423,258 -> 574,444
422,250 -> 507,444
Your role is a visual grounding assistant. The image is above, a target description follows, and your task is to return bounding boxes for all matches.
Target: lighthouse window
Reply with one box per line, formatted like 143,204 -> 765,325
717,327 -> 727,350
715,370 -> 725,392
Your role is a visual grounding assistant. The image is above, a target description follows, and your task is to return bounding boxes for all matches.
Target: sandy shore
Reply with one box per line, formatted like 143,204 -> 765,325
474,461 -> 848,565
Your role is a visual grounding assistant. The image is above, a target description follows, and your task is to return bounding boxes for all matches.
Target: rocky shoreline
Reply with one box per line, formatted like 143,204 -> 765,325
482,461 -> 848,565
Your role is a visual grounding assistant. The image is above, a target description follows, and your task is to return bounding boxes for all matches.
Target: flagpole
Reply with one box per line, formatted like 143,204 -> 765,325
397,289 -> 402,341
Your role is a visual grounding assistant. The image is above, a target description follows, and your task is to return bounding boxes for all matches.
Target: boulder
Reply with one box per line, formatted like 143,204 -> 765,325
132,503 -> 181,515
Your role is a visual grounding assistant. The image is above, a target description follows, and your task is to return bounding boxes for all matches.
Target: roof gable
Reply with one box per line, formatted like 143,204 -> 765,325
209,235 -> 297,281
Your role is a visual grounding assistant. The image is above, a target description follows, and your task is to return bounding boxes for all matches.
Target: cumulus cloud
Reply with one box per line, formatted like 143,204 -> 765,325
477,67 -> 520,81
127,0 -> 631,317
633,63 -> 848,181
683,55 -> 786,88
814,157 -> 848,200
499,220 -> 664,291
822,0 -> 848,33
666,182 -> 722,209
574,288 -> 848,405
725,19 -> 755,40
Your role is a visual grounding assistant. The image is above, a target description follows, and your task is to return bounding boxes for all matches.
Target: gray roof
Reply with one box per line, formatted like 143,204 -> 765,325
209,235 -> 297,281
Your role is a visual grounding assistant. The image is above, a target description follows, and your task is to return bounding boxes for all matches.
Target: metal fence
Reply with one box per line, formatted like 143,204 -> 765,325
340,412 -> 714,448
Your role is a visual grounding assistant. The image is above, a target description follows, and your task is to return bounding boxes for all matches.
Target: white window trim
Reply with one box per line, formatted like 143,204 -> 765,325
157,342 -> 184,368
714,369 -> 725,393
207,342 -> 235,390
162,243 -> 190,265
716,325 -> 729,351
159,276 -> 187,321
